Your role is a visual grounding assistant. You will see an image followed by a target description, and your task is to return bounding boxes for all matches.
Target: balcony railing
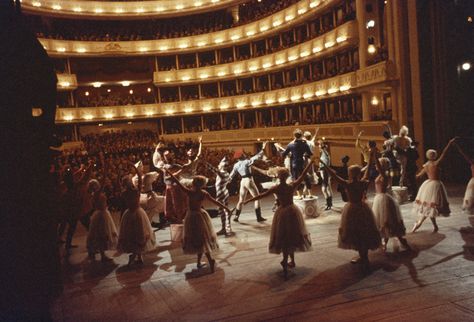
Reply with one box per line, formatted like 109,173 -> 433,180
57,73 -> 78,91
154,20 -> 357,85
39,0 -> 340,56
23,0 -> 246,19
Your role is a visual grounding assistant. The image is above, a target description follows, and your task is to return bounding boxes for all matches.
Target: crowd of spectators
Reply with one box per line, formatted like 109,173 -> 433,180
29,0 -> 301,42
53,130 -> 282,210
78,92 -> 156,107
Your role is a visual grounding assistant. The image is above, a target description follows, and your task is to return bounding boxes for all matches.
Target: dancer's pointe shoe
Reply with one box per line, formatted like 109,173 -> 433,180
127,254 -> 136,266
280,260 -> 288,279
288,261 -> 295,268
209,259 -> 216,273
197,262 -> 207,269
411,223 -> 420,233
350,256 -> 361,264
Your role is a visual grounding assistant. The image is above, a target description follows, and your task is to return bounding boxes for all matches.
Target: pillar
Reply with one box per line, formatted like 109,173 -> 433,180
356,0 -> 367,68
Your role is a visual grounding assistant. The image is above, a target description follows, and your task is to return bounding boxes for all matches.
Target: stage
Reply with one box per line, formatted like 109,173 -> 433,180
52,184 -> 474,321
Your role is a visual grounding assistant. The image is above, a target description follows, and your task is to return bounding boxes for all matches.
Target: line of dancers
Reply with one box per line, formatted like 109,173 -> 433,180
66,128 -> 473,279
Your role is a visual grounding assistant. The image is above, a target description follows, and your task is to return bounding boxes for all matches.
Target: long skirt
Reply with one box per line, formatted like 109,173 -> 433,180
117,207 -> 156,254
87,209 -> 118,252
338,202 -> 381,251
372,193 -> 406,239
412,179 -> 450,218
183,209 -> 219,254
269,204 -> 312,254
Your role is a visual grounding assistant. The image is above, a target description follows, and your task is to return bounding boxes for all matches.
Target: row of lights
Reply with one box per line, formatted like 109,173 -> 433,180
45,0 -> 324,54
31,0 -> 223,13
62,83 -> 351,121
161,35 -> 348,83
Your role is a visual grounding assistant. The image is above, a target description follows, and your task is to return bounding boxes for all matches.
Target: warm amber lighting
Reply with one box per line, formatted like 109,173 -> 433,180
57,47 -> 66,52
262,63 -> 272,69
325,41 -> 335,48
105,113 -> 114,119
236,102 -> 246,108
159,46 -> 168,51
84,114 -> 93,120
32,2 -> 41,7
197,41 -> 207,47
203,106 -> 212,112
136,7 -> 144,13
220,104 -> 229,110
300,51 -> 310,57
121,81 -> 131,87
215,38 -> 224,44
339,85 -> 351,91
126,112 -> 134,117
179,43 -> 189,49
146,111 -> 154,116
251,101 -> 261,107
312,47 -> 322,53
92,82 -> 102,88
200,74 -> 209,79
260,25 -> 269,32
288,55 -> 297,61
107,89 -> 111,93
371,96 -> 379,105
184,108 -> 193,113
265,99 -> 275,104
129,90 -> 134,95
230,35 -> 240,41
94,8 -> 103,13
217,71 -> 226,77
309,1 -> 320,8
249,66 -> 258,71
290,95 -> 301,101
156,7 -> 165,12
182,76 -> 191,81
234,69 -> 243,74
147,87 -> 152,93
166,110 -> 174,115
85,91 -> 90,96
315,90 -> 326,96
176,4 -> 184,10
115,8 -> 124,13
52,4 -> 61,10
368,45 -> 377,54
462,62 -> 471,71
278,97 -> 288,103
246,31 -> 256,36
59,81 -> 70,87
298,8 -> 307,15
73,7 -> 82,12
64,115 -> 73,121
327,87 -> 338,94
165,78 -> 171,82
336,36 -> 347,43
194,2 -> 203,7
303,92 -> 313,99
366,20 -> 375,29
272,20 -> 282,27
139,47 -> 148,52
77,48 -> 86,53
276,59 -> 286,65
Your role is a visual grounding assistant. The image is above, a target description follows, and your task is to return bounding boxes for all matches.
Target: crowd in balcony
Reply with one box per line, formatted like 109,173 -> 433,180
28,0 -> 307,42
77,90 -> 156,107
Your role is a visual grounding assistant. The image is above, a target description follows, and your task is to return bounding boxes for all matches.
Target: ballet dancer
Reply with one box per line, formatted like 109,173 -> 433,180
319,158 -> 381,272
166,169 -> 232,273
302,128 -> 319,198
318,139 -> 334,210
230,141 -> 268,223
411,138 -> 456,233
453,141 -> 474,214
243,160 -> 314,278
393,125 -> 413,187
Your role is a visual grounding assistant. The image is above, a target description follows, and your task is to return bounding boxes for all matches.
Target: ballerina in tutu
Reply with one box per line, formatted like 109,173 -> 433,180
412,138 -> 456,233
319,158 -> 381,272
117,163 -> 156,266
166,169 -> 232,273
454,142 -> 474,214
243,160 -> 314,278
86,153 -> 118,261
369,148 -> 410,251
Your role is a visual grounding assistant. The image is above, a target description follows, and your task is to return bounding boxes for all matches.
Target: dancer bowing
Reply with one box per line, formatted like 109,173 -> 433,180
411,138 -> 456,233
282,129 -> 313,199
453,141 -> 474,214
243,160 -> 314,279
319,158 -> 381,272
165,169 -> 232,273
369,148 -> 410,251
117,163 -> 156,266
230,141 -> 268,223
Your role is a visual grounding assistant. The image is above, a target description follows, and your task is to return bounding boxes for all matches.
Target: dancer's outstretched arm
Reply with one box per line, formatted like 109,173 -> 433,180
243,187 -> 277,205
292,160 -> 315,189
319,158 -> 346,185
454,141 -> 473,165
204,191 -> 232,213
164,169 -> 192,193
311,127 -> 320,143
435,137 -> 457,166
251,165 -> 273,177
152,142 -> 165,168
196,136 -> 203,160
130,162 -> 142,190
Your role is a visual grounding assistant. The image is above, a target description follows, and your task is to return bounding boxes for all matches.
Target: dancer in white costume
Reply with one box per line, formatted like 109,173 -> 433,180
454,142 -> 474,214
369,149 -> 410,251
87,153 -> 118,261
412,138 -> 456,233
393,126 -> 413,187
244,161 -> 314,278
166,170 -> 232,273
117,163 -> 156,266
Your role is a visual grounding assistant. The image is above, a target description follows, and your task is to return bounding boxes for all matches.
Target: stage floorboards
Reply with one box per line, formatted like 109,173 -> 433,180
52,184 -> 474,321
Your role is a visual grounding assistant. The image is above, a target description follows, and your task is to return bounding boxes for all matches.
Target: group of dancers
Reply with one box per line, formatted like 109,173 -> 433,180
72,125 -> 474,278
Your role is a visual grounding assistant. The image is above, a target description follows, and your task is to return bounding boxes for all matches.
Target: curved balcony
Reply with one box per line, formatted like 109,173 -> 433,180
24,0 -> 246,19
154,20 -> 357,85
39,0 -> 340,56
56,61 -> 394,123
57,73 -> 78,91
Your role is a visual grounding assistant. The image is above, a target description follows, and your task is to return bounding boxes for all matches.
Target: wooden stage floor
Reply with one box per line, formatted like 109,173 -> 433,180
52,184 -> 474,321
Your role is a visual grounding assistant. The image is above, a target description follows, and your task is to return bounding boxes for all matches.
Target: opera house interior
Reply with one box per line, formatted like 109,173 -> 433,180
0,0 -> 473,320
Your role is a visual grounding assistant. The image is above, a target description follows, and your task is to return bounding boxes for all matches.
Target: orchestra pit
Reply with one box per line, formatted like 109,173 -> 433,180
0,0 -> 473,320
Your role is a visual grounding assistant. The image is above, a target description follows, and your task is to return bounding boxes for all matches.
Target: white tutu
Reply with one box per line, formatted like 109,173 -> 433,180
269,204 -> 312,254
412,179 -> 450,218
117,207 -> 156,254
463,178 -> 474,214
140,191 -> 164,223
87,209 -> 118,252
372,193 -> 406,239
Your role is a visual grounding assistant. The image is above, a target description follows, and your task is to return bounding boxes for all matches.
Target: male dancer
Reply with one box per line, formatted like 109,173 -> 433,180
230,141 -> 268,222
283,129 -> 313,198
206,156 -> 233,236
153,142 -> 186,224
180,136 -> 203,186
393,125 -> 412,187
302,128 -> 319,197
318,139 -> 333,210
